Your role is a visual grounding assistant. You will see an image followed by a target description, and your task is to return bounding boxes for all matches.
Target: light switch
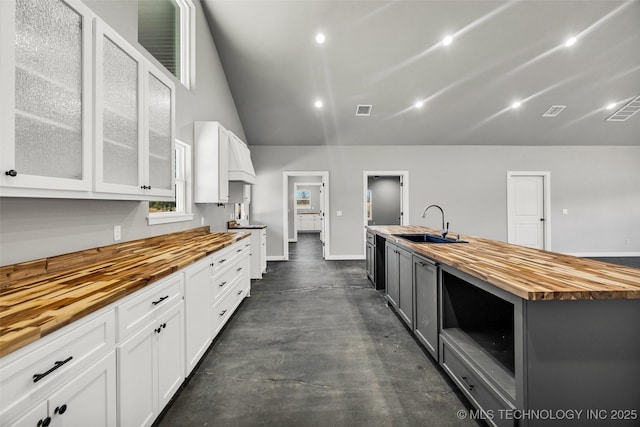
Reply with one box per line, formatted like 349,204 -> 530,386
336,211 -> 343,217
562,209 -> 568,215
114,225 -> 122,241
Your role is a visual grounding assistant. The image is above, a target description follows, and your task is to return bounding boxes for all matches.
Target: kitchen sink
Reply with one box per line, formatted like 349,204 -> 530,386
393,233 -> 467,244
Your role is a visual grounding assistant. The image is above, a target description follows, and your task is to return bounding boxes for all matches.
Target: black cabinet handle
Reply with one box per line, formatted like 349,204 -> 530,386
237,290 -> 243,295
155,327 -> 162,333
236,249 -> 242,253
37,416 -> 51,427
54,404 -> 67,415
237,267 -> 242,272
219,281 -> 227,287
151,295 -> 169,306
161,323 -> 166,329
219,309 -> 227,316
461,376 -> 475,391
33,356 -> 73,383
219,258 -> 227,264
140,185 -> 152,190
5,169 -> 17,177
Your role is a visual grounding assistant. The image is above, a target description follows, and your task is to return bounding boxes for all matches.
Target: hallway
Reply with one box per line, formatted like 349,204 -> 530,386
158,233 -> 478,426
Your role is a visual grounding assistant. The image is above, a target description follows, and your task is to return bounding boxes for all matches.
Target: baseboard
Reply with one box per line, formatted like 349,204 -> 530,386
324,254 -> 366,261
288,239 -> 297,243
568,251 -> 640,258
266,256 -> 287,261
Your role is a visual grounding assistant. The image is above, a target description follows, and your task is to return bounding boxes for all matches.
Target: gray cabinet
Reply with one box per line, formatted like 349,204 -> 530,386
385,241 -> 413,328
365,232 -> 375,284
413,255 -> 438,361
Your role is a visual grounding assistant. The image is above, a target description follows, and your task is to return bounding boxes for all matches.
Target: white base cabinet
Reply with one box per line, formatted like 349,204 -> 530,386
0,239 -> 250,427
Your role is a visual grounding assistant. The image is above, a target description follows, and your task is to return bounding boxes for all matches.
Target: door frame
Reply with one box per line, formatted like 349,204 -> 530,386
292,182 -> 323,242
283,171 -> 329,260
363,171 -> 410,256
506,171 -> 551,250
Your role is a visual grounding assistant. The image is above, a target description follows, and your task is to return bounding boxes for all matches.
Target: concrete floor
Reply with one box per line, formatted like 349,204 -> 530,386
157,233 -> 479,426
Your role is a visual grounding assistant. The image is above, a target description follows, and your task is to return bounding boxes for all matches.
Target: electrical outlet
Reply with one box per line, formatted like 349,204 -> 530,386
562,209 -> 568,215
336,211 -> 343,217
113,225 -> 121,241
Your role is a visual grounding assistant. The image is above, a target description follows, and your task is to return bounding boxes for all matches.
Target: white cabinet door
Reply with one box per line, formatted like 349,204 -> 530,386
48,352 -> 116,427
94,20 -> 145,196
94,20 -> 174,200
156,302 -> 184,409
0,0 -> 93,193
5,401 -> 47,427
184,258 -> 213,375
144,65 -> 175,199
194,121 -> 229,203
118,324 -> 156,427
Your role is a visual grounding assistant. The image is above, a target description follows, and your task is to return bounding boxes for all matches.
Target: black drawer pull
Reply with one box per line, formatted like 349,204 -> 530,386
33,356 -> 73,383
151,295 -> 169,306
237,249 -> 242,253
237,267 -> 242,272
5,169 -> 17,177
54,404 -> 67,415
37,416 -> 51,427
219,281 -> 227,287
219,309 -> 227,316
219,258 -> 227,264
461,376 -> 475,391
237,290 -> 243,295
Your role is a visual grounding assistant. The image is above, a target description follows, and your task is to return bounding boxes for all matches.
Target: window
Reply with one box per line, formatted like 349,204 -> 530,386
148,140 -> 193,225
138,0 -> 195,89
296,190 -> 311,209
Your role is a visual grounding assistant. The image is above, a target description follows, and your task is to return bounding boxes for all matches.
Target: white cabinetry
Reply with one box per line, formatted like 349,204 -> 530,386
0,0 -> 93,194
184,257 -> 213,376
0,1 -> 174,201
194,121 -> 229,203
94,20 -> 174,200
0,310 -> 116,427
116,274 -> 184,427
296,214 -> 322,232
248,229 -> 267,279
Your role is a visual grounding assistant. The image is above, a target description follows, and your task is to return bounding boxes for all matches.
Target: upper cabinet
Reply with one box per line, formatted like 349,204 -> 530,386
94,21 -> 175,200
0,0 -> 175,201
0,0 -> 93,193
194,121 -> 229,203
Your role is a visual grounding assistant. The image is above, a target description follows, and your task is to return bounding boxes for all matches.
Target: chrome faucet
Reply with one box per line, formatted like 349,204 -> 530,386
421,204 -> 449,238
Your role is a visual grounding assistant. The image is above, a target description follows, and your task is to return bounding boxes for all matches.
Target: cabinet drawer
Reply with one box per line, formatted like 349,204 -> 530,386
211,241 -> 245,273
441,340 -> 515,427
212,256 -> 245,303
116,273 -> 184,342
0,310 -> 115,419
366,232 -> 375,245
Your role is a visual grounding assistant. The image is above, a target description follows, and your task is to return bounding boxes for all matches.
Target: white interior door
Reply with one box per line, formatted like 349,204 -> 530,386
507,173 -> 547,249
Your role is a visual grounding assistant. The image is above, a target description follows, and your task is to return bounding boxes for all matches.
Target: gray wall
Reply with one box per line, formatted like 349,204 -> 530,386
368,176 -> 401,226
0,0 -> 244,266
250,145 -> 640,259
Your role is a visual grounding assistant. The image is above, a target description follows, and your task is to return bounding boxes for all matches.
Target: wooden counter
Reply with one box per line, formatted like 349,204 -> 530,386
0,227 -> 249,357
367,225 -> 640,301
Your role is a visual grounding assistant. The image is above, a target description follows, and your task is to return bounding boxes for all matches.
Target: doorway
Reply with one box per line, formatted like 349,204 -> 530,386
362,171 -> 410,254
283,171 -> 329,260
507,171 -> 551,250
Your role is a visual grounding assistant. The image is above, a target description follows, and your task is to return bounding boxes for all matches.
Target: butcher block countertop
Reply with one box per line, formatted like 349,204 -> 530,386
0,227 -> 249,358
367,225 -> 640,301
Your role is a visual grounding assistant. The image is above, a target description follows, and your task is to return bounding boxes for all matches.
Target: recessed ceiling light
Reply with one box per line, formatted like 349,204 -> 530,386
315,33 -> 326,44
606,102 -> 617,110
314,100 -> 323,109
565,36 -> 577,47
415,100 -> 424,109
442,35 -> 453,46
511,101 -> 522,109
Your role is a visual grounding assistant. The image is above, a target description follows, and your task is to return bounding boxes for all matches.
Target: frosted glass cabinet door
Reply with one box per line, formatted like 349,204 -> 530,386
0,0 -> 93,192
145,67 -> 175,199
94,21 -> 144,195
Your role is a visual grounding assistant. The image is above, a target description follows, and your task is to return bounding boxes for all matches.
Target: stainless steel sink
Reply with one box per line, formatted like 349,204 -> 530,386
393,233 -> 467,244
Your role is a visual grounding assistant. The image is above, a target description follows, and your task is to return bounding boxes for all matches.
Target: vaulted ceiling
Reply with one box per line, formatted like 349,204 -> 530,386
202,0 -> 640,146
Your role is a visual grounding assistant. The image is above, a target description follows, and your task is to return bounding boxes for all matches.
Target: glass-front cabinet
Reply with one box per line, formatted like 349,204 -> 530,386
1,0 -> 175,200
0,0 -> 93,193
94,20 -> 174,200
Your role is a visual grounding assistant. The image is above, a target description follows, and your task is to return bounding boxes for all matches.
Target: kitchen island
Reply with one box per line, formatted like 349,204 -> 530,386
367,225 -> 640,427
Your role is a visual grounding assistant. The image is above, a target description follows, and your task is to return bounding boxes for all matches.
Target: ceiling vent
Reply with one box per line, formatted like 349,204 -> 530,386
542,105 -> 566,117
606,95 -> 640,122
355,104 -> 372,116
